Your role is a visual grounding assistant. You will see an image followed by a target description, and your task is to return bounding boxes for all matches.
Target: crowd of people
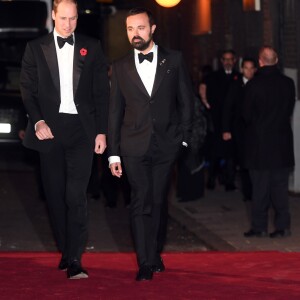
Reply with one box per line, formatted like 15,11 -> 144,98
197,47 -> 295,241
19,0 -> 296,283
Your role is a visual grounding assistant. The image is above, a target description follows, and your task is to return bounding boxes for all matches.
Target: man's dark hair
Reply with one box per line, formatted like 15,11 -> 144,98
241,57 -> 257,68
126,7 -> 156,27
221,49 -> 236,58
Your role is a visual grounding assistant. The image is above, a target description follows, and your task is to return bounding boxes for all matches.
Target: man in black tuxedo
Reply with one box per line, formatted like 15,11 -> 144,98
20,0 -> 109,279
108,8 -> 194,281
222,58 -> 257,202
243,47 -> 295,238
200,50 -> 240,191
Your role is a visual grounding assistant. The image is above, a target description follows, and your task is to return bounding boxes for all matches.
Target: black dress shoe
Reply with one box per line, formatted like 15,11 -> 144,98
58,257 -> 68,271
225,183 -> 237,191
136,265 -> 153,281
244,229 -> 268,237
67,260 -> 88,279
206,179 -> 215,190
269,229 -> 291,238
151,258 -> 165,273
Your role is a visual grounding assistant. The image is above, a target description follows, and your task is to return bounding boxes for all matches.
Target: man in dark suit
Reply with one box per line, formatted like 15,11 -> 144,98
108,8 -> 194,281
222,58 -> 257,202
200,50 -> 240,191
20,0 -> 109,279
242,46 -> 295,238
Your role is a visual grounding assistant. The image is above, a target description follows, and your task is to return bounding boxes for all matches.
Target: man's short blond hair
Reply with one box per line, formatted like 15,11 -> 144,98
53,0 -> 77,14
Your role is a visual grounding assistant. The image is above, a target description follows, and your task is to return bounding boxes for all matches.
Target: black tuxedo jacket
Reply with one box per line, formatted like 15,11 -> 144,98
242,65 -> 295,169
108,47 -> 194,157
20,32 -> 110,152
222,75 -> 245,133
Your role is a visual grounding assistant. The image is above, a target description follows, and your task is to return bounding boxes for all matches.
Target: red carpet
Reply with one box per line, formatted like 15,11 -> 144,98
1,252 -> 300,299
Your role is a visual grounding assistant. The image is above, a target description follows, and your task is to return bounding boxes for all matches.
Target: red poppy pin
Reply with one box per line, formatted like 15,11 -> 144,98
234,75 -> 238,80
80,48 -> 87,56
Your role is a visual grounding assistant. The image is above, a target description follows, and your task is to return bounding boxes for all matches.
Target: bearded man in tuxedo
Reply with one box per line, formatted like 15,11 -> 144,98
20,0 -> 109,279
108,7 -> 194,281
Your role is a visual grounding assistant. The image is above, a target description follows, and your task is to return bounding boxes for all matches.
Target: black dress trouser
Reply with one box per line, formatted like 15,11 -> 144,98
249,168 -> 291,232
123,137 -> 179,267
39,114 -> 94,263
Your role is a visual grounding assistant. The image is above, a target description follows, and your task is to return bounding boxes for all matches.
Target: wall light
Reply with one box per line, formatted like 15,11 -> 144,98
155,0 -> 181,8
192,0 -> 211,35
243,0 -> 261,11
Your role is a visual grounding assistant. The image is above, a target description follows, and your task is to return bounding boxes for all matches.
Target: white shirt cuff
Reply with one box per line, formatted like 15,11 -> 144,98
108,156 -> 121,166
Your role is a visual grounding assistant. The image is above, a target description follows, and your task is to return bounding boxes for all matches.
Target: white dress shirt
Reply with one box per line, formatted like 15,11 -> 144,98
242,76 -> 249,85
53,29 -> 77,114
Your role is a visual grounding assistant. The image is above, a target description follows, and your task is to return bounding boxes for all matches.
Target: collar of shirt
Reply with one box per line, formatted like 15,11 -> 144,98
134,43 -> 157,66
242,76 -> 248,85
53,28 -> 75,50
225,69 -> 232,75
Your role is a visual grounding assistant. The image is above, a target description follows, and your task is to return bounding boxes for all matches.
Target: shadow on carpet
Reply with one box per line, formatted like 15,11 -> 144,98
1,252 -> 300,299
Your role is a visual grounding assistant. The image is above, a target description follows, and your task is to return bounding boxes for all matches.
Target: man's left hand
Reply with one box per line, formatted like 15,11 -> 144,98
94,134 -> 106,154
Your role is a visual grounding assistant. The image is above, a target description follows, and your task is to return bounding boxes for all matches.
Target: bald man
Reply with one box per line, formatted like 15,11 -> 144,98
242,46 -> 295,238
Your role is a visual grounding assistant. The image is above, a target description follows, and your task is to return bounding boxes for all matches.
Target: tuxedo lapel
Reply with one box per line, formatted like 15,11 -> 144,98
151,47 -> 169,98
41,33 -> 60,101
73,34 -> 86,97
126,52 -> 149,98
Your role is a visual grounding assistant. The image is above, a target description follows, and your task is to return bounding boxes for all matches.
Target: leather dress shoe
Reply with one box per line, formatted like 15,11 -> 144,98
225,183 -> 237,191
151,258 -> 165,273
58,257 -> 68,271
206,179 -> 215,190
67,260 -> 88,279
269,229 -> 291,238
244,229 -> 268,238
136,265 -> 153,281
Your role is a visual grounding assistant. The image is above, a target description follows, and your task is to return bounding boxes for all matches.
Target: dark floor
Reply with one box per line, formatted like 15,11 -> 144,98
0,143 -> 209,253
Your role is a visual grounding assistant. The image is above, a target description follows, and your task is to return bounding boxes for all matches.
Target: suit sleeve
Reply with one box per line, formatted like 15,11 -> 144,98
242,81 -> 255,124
222,82 -> 236,132
107,63 -> 125,156
177,53 -> 194,143
93,41 -> 110,134
20,42 -> 44,125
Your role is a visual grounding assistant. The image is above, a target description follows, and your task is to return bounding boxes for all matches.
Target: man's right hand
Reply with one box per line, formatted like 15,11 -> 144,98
35,121 -> 54,140
222,132 -> 232,141
110,162 -> 122,178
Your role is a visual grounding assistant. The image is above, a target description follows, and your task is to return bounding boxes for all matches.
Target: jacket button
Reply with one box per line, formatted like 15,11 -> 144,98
75,103 -> 79,107
149,100 -> 154,104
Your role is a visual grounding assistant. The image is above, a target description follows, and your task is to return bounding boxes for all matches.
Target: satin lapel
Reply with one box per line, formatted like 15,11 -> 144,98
73,35 -> 86,97
151,47 -> 169,98
41,34 -> 60,100
126,52 -> 149,98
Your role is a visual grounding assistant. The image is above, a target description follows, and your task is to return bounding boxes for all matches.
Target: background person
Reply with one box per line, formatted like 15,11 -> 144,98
200,50 -> 240,191
242,46 -> 295,238
222,58 -> 257,202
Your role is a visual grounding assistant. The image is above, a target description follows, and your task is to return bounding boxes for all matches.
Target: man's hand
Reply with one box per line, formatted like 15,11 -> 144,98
223,132 -> 232,141
110,162 -> 122,178
94,134 -> 106,154
35,121 -> 54,140
199,83 -> 211,109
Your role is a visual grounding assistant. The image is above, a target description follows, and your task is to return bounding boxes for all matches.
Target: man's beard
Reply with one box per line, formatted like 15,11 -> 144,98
131,34 -> 152,51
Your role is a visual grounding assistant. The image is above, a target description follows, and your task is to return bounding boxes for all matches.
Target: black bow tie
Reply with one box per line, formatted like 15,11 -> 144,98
138,52 -> 153,63
57,35 -> 74,49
